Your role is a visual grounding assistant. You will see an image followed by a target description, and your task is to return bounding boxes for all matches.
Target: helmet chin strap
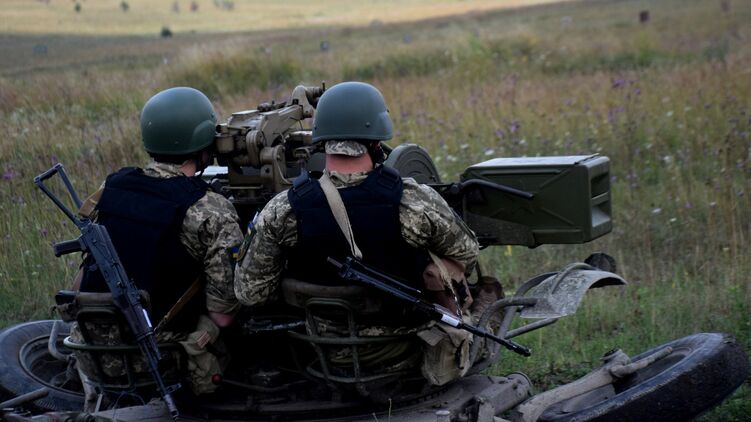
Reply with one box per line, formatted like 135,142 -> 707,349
180,151 -> 210,177
194,156 -> 205,177
367,142 -> 385,165
194,149 -> 214,177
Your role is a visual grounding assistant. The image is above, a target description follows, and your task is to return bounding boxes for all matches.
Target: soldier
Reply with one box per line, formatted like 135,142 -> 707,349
234,81 -> 485,386
74,87 -> 242,395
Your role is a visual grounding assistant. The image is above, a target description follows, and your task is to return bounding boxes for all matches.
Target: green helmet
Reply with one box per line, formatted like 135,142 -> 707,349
312,81 -> 393,143
140,87 -> 217,155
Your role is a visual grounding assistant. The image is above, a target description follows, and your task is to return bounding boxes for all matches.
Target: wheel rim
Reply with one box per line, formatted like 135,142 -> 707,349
19,334 -> 83,396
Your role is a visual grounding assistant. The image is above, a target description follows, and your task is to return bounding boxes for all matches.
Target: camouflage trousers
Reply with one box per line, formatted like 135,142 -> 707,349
70,314 -> 227,396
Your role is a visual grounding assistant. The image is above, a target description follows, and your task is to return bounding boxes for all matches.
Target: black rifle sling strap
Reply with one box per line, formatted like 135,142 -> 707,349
319,173 -> 363,260
154,276 -> 202,334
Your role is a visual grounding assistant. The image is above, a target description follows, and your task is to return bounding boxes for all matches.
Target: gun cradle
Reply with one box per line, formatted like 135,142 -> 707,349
214,85 -> 324,209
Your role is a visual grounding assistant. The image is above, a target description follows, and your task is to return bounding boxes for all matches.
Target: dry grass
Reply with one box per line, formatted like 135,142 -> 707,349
0,0 -> 570,35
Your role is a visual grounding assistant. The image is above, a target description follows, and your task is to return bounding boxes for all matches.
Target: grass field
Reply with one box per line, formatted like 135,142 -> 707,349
0,0 -> 749,418
0,0 -> 567,35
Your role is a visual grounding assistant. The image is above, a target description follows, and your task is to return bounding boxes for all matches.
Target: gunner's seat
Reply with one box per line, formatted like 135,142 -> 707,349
55,290 -> 184,394
279,278 -> 428,400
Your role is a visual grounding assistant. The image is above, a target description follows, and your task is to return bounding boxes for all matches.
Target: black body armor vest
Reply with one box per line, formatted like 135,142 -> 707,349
80,167 -> 208,332
286,166 -> 429,289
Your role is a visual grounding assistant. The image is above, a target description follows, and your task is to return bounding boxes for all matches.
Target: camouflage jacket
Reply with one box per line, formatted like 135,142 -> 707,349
234,167 -> 480,307
84,161 -> 243,314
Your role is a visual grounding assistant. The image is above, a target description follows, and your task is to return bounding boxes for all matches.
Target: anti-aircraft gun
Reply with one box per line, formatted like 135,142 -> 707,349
210,84 -> 612,250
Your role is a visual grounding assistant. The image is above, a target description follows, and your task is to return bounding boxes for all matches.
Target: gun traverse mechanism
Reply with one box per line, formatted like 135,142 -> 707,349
34,164 -> 181,421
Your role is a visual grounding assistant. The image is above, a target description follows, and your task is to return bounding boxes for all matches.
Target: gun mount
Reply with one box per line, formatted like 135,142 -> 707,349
213,84 -> 326,215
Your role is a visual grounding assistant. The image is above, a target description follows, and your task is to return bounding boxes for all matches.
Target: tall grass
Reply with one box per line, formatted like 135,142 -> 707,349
0,0 -> 749,417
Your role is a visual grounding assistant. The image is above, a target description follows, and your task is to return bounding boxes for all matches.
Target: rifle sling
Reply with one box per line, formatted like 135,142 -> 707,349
319,173 -> 363,260
78,186 -> 104,218
154,277 -> 201,334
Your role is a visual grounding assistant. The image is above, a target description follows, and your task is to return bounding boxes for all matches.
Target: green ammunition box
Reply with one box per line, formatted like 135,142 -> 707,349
461,155 -> 611,247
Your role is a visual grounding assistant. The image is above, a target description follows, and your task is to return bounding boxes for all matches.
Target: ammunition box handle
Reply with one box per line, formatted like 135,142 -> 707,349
452,179 -> 535,200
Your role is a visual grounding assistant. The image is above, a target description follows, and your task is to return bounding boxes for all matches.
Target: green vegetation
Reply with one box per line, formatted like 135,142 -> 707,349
0,0 -> 749,418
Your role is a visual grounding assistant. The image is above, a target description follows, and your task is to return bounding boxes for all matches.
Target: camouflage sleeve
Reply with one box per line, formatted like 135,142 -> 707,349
181,191 -> 243,314
399,179 -> 480,273
234,192 -> 298,307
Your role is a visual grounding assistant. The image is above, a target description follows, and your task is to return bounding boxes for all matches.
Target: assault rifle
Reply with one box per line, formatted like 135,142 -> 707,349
327,256 -> 532,357
34,163 -> 181,421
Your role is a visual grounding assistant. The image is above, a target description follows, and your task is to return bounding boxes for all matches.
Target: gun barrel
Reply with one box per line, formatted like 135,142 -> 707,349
305,85 -> 325,104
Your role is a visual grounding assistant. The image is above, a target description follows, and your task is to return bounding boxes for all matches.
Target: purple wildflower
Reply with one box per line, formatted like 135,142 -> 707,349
2,168 -> 18,181
509,120 -> 520,134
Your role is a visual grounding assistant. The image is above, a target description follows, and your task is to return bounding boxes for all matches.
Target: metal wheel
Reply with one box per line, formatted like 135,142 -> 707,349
384,143 -> 441,184
538,333 -> 749,422
0,320 -> 84,411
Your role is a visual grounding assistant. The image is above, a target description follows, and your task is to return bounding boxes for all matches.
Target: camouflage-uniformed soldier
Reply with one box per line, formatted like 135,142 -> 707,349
74,87 -> 242,395
234,81 -> 481,386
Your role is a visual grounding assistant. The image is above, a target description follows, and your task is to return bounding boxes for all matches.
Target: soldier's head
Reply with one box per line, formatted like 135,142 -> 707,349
140,87 -> 217,171
312,81 -> 393,170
